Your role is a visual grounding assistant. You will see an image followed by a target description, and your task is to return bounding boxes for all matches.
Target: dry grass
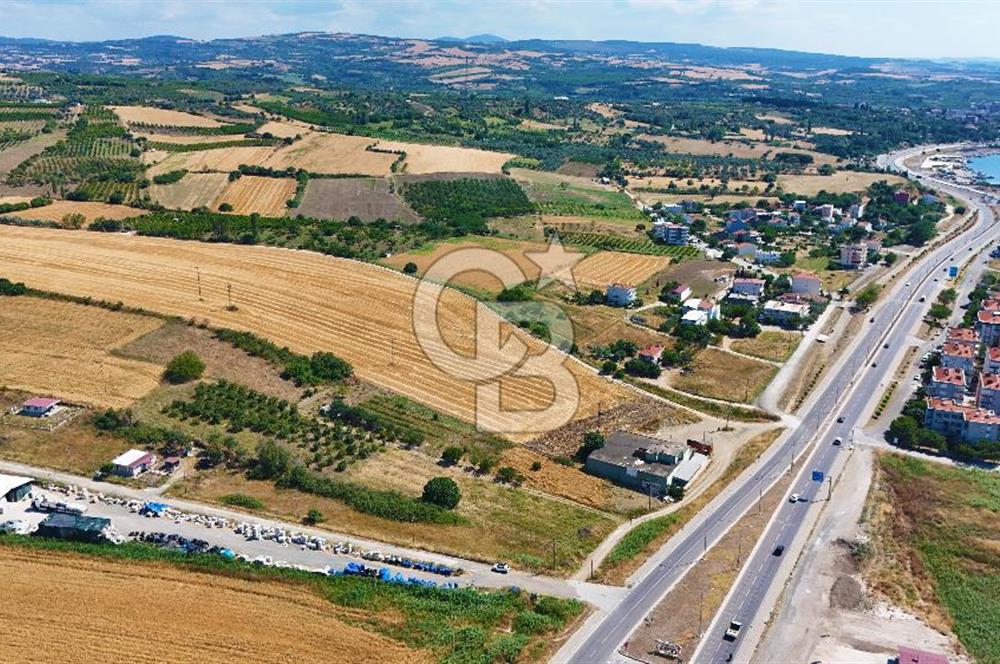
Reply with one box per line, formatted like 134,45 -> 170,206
778,171 -> 906,196
0,200 -> 148,223
150,172 -> 230,210
730,330 -> 802,362
670,348 -> 778,403
110,105 -> 226,128
213,175 -> 296,215
499,446 -> 612,509
0,545 -> 427,664
297,177 -> 419,222
256,119 -> 311,138
135,133 -> 247,145
0,226 -> 631,438
640,134 -> 835,165
0,298 -> 164,408
0,130 -> 66,177
377,139 -> 513,174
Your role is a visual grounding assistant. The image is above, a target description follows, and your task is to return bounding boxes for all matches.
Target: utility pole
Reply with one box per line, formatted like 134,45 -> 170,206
196,267 -> 202,300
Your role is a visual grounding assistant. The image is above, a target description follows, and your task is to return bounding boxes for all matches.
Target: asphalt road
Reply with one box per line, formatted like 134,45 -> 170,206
566,150 -> 998,664
692,159 -> 999,664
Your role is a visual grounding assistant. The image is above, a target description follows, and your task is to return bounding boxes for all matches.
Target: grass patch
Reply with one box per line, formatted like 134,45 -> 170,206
219,493 -> 266,510
671,348 -> 778,403
627,379 -> 778,422
729,331 -> 801,362
597,428 -> 784,583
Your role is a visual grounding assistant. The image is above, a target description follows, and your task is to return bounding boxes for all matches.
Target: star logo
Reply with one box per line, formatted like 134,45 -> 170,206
525,234 -> 585,290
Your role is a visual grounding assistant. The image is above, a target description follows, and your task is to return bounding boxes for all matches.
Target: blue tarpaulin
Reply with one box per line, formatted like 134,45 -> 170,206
142,502 -> 169,516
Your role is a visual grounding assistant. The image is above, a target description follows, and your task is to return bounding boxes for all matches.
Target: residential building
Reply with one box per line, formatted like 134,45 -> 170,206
792,200 -> 807,212
606,283 -> 637,307
0,474 -> 33,503
817,203 -> 835,221
980,296 -> 1000,314
658,203 -> 684,215
761,300 -> 810,327
940,342 -> 976,376
651,220 -> 689,245
790,271 -> 822,298
864,236 -> 883,253
638,344 -> 664,364
977,310 -> 1000,346
896,645 -> 949,664
666,283 -> 692,302
986,347 -> 1000,374
111,449 -> 156,477
585,431 -> 694,496
839,243 -> 868,269
20,397 -> 60,417
946,326 -> 979,348
735,242 -> 757,258
681,309 -> 710,326
848,202 -> 865,220
697,297 -> 721,320
924,397 -> 1000,443
755,248 -> 782,265
724,218 -> 750,235
730,278 -> 765,300
977,372 -> 1000,412
928,366 -> 966,401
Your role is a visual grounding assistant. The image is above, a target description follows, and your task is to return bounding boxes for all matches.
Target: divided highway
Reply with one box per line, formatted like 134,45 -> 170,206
565,149 -> 998,664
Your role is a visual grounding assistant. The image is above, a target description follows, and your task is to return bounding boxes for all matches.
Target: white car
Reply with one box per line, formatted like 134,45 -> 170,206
491,562 -> 510,574
789,493 -> 800,503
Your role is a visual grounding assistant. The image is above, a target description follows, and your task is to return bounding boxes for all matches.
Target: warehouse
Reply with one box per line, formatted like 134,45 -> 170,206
0,474 -> 34,504
34,513 -> 112,544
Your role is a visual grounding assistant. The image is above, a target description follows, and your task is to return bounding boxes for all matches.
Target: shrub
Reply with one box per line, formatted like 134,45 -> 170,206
219,202 -> 234,212
495,466 -> 525,485
422,476 -> 461,509
304,508 -> 324,525
0,277 -> 27,296
220,493 -> 265,510
163,350 -> 205,384
403,261 -> 418,275
250,440 -> 293,480
530,461 -> 542,472
441,446 -> 464,466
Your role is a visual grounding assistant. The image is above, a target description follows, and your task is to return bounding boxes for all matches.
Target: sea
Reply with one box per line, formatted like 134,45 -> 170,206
968,153 -> 1000,184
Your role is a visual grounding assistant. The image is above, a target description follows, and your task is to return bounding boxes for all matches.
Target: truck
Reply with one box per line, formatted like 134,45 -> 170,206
724,619 -> 743,641
31,497 -> 87,516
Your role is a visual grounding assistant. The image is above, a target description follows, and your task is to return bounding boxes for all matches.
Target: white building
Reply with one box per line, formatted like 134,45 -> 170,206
681,309 -> 710,326
761,300 -> 810,327
755,248 -> 782,265
651,220 -> 689,246
606,283 -> 637,307
839,243 -> 868,269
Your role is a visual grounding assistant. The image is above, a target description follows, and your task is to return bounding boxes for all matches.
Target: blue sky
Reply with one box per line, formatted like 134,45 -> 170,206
2,0 -> 999,60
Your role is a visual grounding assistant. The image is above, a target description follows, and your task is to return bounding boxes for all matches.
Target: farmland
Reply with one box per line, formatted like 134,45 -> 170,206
0,200 -> 147,223
0,130 -> 65,178
0,225 -> 632,437
638,134 -> 838,166
214,175 -> 297,215
297,177 -> 419,221
777,171 -> 907,195
375,139 -> 513,174
0,297 -> 164,408
572,251 -> 669,288
559,231 -> 701,258
510,168 -> 643,220
110,105 -> 227,128
150,172 -> 230,210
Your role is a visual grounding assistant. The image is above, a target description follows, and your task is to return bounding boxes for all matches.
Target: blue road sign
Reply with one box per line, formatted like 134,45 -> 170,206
811,470 -> 824,482
949,266 -> 958,278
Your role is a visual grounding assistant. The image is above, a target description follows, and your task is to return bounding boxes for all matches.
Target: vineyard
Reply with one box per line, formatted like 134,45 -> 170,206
558,231 -> 701,258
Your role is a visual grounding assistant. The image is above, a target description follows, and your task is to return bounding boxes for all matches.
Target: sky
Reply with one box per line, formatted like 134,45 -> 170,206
2,0 -> 1000,60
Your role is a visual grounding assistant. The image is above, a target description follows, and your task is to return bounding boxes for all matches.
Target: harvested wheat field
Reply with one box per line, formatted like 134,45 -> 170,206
150,172 -> 230,210
214,175 -> 296,215
146,145 -> 285,176
110,105 -> 227,128
572,251 -> 669,288
778,171 -> 906,196
0,226 -> 632,437
500,446 -> 612,509
376,139 -> 513,174
0,200 -> 148,223
0,298 -> 164,407
256,119 -> 311,138
0,545 -> 426,664
136,132 -> 249,145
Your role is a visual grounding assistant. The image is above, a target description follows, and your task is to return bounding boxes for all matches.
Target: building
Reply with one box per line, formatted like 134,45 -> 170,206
761,300 -> 810,327
606,283 -> 637,307
790,272 -> 822,298
977,372 -> 1000,412
34,513 -> 112,544
792,200 -> 807,212
817,203 -> 835,221
986,347 -> 1000,374
928,366 -> 966,401
20,397 -> 60,418
976,310 -> 1000,347
734,242 -> 757,258
681,309 -> 710,326
0,474 -> 33,503
730,278 -> 765,301
839,243 -> 868,269
940,342 -> 976,376
724,218 -> 750,235
924,397 -> 1000,443
671,452 -> 709,487
111,449 -> 156,477
896,645 -> 949,664
755,248 -> 782,265
585,431 -> 694,496
946,326 -> 979,348
652,220 -> 689,245
638,344 -> 664,364
666,283 -> 692,302
848,202 -> 865,220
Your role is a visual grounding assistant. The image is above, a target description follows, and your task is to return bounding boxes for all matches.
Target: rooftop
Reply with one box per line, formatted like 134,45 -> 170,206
897,646 -> 949,664
792,271 -> 821,282
39,513 -> 110,533
22,397 -> 59,409
926,397 -> 1000,423
0,473 -> 33,497
980,372 -> 1000,391
978,310 -> 1000,325
111,449 -> 153,467
733,277 -> 765,286
942,342 -> 975,359
932,366 -> 965,385
589,431 -> 688,480
989,347 -> 1000,362
763,299 -> 810,315
946,327 -> 979,343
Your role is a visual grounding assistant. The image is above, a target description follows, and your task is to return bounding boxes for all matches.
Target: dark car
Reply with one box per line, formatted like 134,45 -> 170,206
837,416 -> 844,423
773,544 -> 785,556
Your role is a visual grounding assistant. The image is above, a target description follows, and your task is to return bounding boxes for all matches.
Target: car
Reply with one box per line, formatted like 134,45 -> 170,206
933,278 -> 939,282
491,562 -> 509,574
871,361 -> 878,368
773,544 -> 786,556
905,281 -> 911,287
789,493 -> 800,503
870,317 -> 875,323
837,416 -> 845,423
833,437 -> 843,445
883,343 -> 889,349
913,374 -> 922,381
918,296 -> 926,303
724,619 -> 743,641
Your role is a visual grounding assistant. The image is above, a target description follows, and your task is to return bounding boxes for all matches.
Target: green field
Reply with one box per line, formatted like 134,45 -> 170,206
559,231 -> 700,258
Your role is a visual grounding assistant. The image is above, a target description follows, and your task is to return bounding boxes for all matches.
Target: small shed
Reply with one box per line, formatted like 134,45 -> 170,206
34,513 -> 111,544
0,474 -> 34,503
20,397 -> 60,417
111,449 -> 156,477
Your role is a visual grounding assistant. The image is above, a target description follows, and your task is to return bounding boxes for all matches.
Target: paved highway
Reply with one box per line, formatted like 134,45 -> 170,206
692,156 -> 999,664
565,148 -> 998,664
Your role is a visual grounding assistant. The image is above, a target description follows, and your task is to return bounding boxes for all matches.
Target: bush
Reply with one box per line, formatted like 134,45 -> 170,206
0,277 -> 27,296
422,476 -> 461,509
220,493 -> 265,510
163,350 -> 205,384
403,261 -> 418,275
304,508 -> 324,525
250,440 -> 293,480
441,446 -> 464,466
495,466 -> 525,485
219,202 -> 234,212
579,431 -> 605,458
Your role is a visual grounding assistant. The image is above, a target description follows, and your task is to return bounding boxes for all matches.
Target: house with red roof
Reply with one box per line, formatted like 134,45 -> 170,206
896,645 -> 949,664
940,342 -> 976,376
976,309 -> 1000,346
977,372 -> 1000,412
638,344 -> 664,364
20,397 -> 60,418
928,367 -> 966,401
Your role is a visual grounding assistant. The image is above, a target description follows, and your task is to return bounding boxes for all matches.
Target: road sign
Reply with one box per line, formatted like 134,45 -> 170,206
949,266 -> 959,278
811,470 -> 825,482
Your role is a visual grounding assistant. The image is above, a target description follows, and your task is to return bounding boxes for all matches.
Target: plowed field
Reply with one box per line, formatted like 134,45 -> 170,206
0,226 -> 631,437
150,172 -> 230,210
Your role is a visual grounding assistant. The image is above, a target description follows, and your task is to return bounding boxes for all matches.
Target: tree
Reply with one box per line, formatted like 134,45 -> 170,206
163,350 -> 205,384
938,288 -> 958,305
927,303 -> 950,322
304,508 -> 324,525
422,477 -> 461,509
495,466 -> 525,485
854,284 -> 881,309
403,261 -> 418,275
219,202 -> 234,212
580,431 -> 605,456
250,440 -> 292,479
600,360 -> 618,375
441,446 -> 464,466
888,415 -> 919,448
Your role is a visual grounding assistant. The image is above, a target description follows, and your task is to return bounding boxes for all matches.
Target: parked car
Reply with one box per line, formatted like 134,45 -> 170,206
491,562 -> 509,574
837,416 -> 845,423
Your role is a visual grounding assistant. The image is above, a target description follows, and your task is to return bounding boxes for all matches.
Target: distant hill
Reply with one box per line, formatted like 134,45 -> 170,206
437,34 -> 508,44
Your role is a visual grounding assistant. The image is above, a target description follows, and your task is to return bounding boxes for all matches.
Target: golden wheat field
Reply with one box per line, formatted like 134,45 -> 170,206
572,251 -> 669,288
136,132 -> 248,144
150,172 -> 230,210
0,298 -> 164,407
0,546 -> 427,664
0,226 -> 632,436
110,105 -> 227,128
0,200 -> 148,223
376,139 -> 513,174
213,175 -> 296,215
